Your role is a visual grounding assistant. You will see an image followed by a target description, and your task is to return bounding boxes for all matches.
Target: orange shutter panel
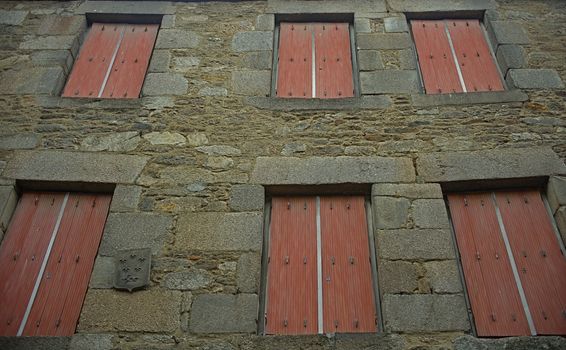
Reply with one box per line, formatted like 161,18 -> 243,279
62,23 -> 124,98
320,196 -> 376,333
447,20 -> 504,92
411,20 -> 463,94
495,190 -> 566,335
276,23 -> 313,98
314,23 -> 354,99
266,197 -> 318,334
100,24 -> 159,99
448,192 -> 531,336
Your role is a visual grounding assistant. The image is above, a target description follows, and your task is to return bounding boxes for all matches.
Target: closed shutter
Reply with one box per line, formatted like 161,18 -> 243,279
62,23 -> 158,99
411,20 -> 463,94
276,22 -> 353,99
320,196 -> 376,333
266,197 -> 318,334
0,192 -> 111,336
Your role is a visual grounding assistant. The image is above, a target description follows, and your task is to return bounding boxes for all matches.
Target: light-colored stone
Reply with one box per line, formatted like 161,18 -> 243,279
80,132 -> 140,152
387,0 -> 495,11
424,260 -> 463,293
0,134 -> 39,150
454,335 -> 566,350
196,145 -> 241,156
189,294 -> 258,333
89,256 -> 115,289
186,132 -> 209,147
373,196 -> 410,229
411,199 -> 450,228
229,184 -> 265,211
237,252 -> 261,293
199,87 -> 228,97
377,229 -> 455,260
143,131 -> 186,145
232,70 -> 271,96
110,185 -> 142,212
163,269 -> 213,290
70,334 -> 113,350
205,156 -> 234,171
379,261 -> 418,293
384,17 -> 408,33
142,73 -> 189,96
267,0 -> 387,13
372,184 -> 443,199
176,212 -> 262,251
231,31 -> 273,52
78,289 -> 181,333
173,56 -> 200,70
360,70 -> 419,94
0,10 -> 27,25
155,29 -> 201,49
281,143 -> 307,156
20,35 -> 77,50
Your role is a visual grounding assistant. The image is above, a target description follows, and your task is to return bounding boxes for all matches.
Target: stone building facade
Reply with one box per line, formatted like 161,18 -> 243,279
0,0 -> 565,349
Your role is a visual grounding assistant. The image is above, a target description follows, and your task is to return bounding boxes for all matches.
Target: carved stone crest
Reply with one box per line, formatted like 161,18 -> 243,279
113,248 -> 151,292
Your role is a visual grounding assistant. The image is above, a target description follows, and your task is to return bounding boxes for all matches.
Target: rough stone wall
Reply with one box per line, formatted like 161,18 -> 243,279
0,1 -> 565,350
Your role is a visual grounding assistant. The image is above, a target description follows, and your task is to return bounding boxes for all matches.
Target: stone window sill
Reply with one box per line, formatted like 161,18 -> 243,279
411,90 -> 528,107
35,96 -> 145,109
244,95 -> 391,111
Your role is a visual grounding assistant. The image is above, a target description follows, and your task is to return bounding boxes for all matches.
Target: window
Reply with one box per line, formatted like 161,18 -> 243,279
62,22 -> 158,99
411,19 -> 504,94
275,22 -> 355,99
447,190 -> 566,336
0,192 -> 111,336
264,196 -> 377,334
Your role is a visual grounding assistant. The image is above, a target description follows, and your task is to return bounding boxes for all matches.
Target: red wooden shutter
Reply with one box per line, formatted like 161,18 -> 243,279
320,196 -> 376,333
495,190 -> 566,335
411,20 -> 463,94
62,23 -> 158,99
0,192 -> 111,336
447,20 -> 504,93
266,197 -> 318,334
448,192 -> 531,336
276,23 -> 313,98
314,23 -> 354,99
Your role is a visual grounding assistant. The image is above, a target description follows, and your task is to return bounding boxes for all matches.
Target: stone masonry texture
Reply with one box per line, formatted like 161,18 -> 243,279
0,0 -> 565,349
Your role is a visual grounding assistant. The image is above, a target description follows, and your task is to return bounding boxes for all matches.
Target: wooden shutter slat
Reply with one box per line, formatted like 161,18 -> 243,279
276,23 -> 312,98
62,23 -> 124,98
447,20 -> 504,93
495,190 -> 566,335
411,20 -> 463,94
266,197 -> 318,334
314,23 -> 354,99
448,193 -> 531,336
321,196 -> 376,333
101,24 -> 158,99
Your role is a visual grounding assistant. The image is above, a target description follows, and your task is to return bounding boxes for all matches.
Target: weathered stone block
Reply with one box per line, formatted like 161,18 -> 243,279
245,95 -> 392,110
89,256 -> 115,289
190,294 -> 258,333
506,69 -> 564,89
78,289 -> 181,333
372,183 -> 443,199
251,156 -> 415,184
488,21 -> 530,46
161,14 -> 175,28
357,33 -> 412,49
163,269 -> 213,290
229,184 -> 265,211
373,196 -> 410,229
256,14 -> 275,31
0,67 -> 65,95
360,70 -> 419,94
388,0 -> 496,12
412,89 -> 528,107
155,29 -> 201,49
237,252 -> 261,293
148,50 -> 171,72
99,213 -> 172,256
232,31 -> 273,52
555,207 -> 566,244
399,49 -> 417,69
20,35 -> 77,50
358,50 -> 384,71
384,17 -> 408,33
454,334 -> 566,350
143,131 -> 186,145
110,185 -> 142,212
379,260 -> 418,293
242,51 -> 273,70
0,133 -> 39,150
142,73 -> 188,95
173,57 -> 200,71
417,147 -> 566,182
424,260 -> 463,293
2,150 -> 149,184
411,199 -> 450,229
198,87 -> 228,97
0,186 -> 17,232
30,50 -> 73,73
196,145 -> 241,156
76,1 -> 175,15
70,334 -> 113,350
354,18 -> 371,33
548,176 -> 566,214
80,132 -> 141,152
383,294 -> 470,332
267,0 -> 387,13
0,337 -> 71,350
377,229 -> 455,260
38,15 -> 86,35
0,10 -> 27,25
176,212 -> 263,251
232,70 -> 271,96
335,333 -> 406,350
496,44 -> 526,74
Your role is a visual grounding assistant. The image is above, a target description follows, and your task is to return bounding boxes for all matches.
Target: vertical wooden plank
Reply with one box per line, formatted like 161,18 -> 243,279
411,20 -> 463,94
448,193 -> 531,336
321,196 -> 376,333
447,19 -> 504,92
314,23 -> 354,99
101,24 -> 159,99
276,23 -> 312,98
62,23 -> 124,98
495,190 -> 566,335
266,197 -> 317,334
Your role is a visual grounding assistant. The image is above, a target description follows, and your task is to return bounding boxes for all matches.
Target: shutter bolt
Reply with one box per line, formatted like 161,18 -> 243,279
512,314 -> 517,321
284,256 -> 289,264
354,319 -> 359,328
475,252 -> 480,261
331,256 -> 335,265
55,319 -> 61,328
540,250 -> 547,257
284,319 -> 288,327
542,311 -> 548,320
75,255 -> 80,263
287,202 -> 290,209
491,314 -> 496,322
303,256 -> 307,264
303,319 -> 307,327
464,198 -> 468,206
349,256 -> 355,264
